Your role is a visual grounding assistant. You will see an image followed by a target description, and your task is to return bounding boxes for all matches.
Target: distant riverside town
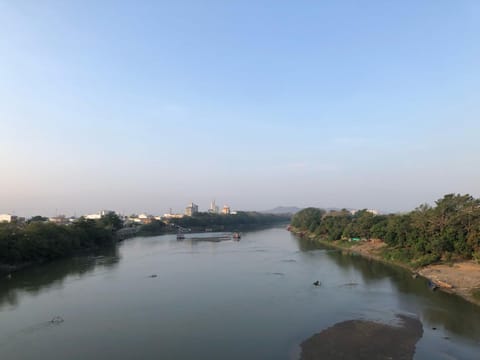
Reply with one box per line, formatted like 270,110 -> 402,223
0,200 -> 237,225
0,200 -> 294,269
0,200 -> 379,226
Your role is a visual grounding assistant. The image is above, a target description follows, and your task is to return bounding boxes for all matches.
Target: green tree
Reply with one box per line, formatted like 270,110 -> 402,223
99,212 -> 123,232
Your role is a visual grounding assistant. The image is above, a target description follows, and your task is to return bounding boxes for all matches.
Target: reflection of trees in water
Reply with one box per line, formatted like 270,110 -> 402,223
294,236 -> 480,341
296,236 -> 392,284
0,246 -> 120,310
422,298 -> 480,338
295,237 -> 326,252
326,250 -> 401,284
296,236 -> 389,283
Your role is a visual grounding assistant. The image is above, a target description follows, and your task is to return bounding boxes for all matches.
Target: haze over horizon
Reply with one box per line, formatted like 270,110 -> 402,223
1,1 -> 479,217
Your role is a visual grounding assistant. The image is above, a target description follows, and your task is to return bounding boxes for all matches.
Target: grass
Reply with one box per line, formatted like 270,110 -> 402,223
337,240 -> 357,248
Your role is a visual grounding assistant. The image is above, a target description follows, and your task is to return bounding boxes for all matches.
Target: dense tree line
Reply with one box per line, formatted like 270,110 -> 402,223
0,214 -> 123,266
137,220 -> 167,235
171,211 -> 291,229
291,194 -> 480,266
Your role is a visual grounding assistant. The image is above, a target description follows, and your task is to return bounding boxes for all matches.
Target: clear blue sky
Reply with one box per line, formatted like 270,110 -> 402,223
1,0 -> 479,216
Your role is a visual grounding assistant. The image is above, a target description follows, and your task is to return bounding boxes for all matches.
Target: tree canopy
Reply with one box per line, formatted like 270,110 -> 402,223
170,211 -> 290,229
290,194 -> 480,266
0,216 -> 122,266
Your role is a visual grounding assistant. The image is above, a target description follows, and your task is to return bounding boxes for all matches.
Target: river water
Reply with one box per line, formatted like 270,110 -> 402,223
1,227 -> 479,359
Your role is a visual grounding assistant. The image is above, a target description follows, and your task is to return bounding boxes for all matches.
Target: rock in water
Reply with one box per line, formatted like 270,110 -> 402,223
50,316 -> 64,324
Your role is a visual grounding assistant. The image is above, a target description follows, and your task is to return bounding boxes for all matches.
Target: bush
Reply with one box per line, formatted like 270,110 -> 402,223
382,248 -> 413,264
411,253 -> 441,268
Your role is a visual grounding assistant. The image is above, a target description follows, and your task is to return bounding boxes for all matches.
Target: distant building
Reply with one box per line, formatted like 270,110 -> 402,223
185,202 -> 199,216
85,210 -> 115,220
0,214 -> 17,223
350,209 -> 379,216
222,205 -> 231,215
208,200 -> 219,214
163,213 -> 184,219
138,214 -> 154,224
49,215 -> 69,225
128,213 -> 155,224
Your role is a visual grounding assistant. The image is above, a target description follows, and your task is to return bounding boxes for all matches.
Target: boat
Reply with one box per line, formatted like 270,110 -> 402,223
232,232 -> 241,240
189,233 -> 231,242
176,233 -> 185,240
428,279 -> 453,290
427,280 -> 438,291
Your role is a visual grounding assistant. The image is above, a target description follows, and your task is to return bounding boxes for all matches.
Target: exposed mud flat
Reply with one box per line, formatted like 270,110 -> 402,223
300,314 -> 423,360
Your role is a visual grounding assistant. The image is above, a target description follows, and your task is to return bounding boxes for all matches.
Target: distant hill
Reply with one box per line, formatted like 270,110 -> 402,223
261,206 -> 302,215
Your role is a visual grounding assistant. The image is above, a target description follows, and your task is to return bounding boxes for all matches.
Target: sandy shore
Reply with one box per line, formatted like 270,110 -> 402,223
418,261 -> 480,304
302,233 -> 480,306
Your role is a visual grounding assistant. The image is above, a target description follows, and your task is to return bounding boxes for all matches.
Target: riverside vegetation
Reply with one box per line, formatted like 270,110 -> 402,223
291,193 -> 480,304
170,211 -> 291,230
0,211 -> 290,269
0,213 -> 123,270
138,211 -> 290,235
291,194 -> 480,267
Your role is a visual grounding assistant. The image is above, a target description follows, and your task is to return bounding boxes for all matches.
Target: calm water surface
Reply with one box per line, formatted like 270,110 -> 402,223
1,227 -> 479,359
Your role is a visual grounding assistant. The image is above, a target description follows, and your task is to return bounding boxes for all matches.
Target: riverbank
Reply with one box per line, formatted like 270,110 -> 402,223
292,229 -> 480,306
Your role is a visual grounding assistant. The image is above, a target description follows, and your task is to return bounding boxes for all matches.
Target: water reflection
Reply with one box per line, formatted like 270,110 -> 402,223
294,236 -> 480,342
0,229 -> 479,360
0,246 -> 120,310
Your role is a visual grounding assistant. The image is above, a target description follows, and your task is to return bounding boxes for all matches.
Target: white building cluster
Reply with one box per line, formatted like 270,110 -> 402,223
350,209 -> 379,216
183,200 -> 234,216
84,210 -> 115,220
0,214 -> 18,223
162,200 -> 236,219
0,199 -> 238,226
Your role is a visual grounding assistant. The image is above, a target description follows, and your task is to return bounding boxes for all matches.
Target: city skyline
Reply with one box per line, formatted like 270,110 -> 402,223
1,1 -> 480,216
0,199 -> 234,218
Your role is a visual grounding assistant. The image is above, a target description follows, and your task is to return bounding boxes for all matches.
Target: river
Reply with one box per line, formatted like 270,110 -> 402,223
1,227 -> 479,359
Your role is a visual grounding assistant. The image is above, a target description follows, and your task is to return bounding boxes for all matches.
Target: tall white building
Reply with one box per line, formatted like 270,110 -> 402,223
185,202 -> 199,216
208,200 -> 219,214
